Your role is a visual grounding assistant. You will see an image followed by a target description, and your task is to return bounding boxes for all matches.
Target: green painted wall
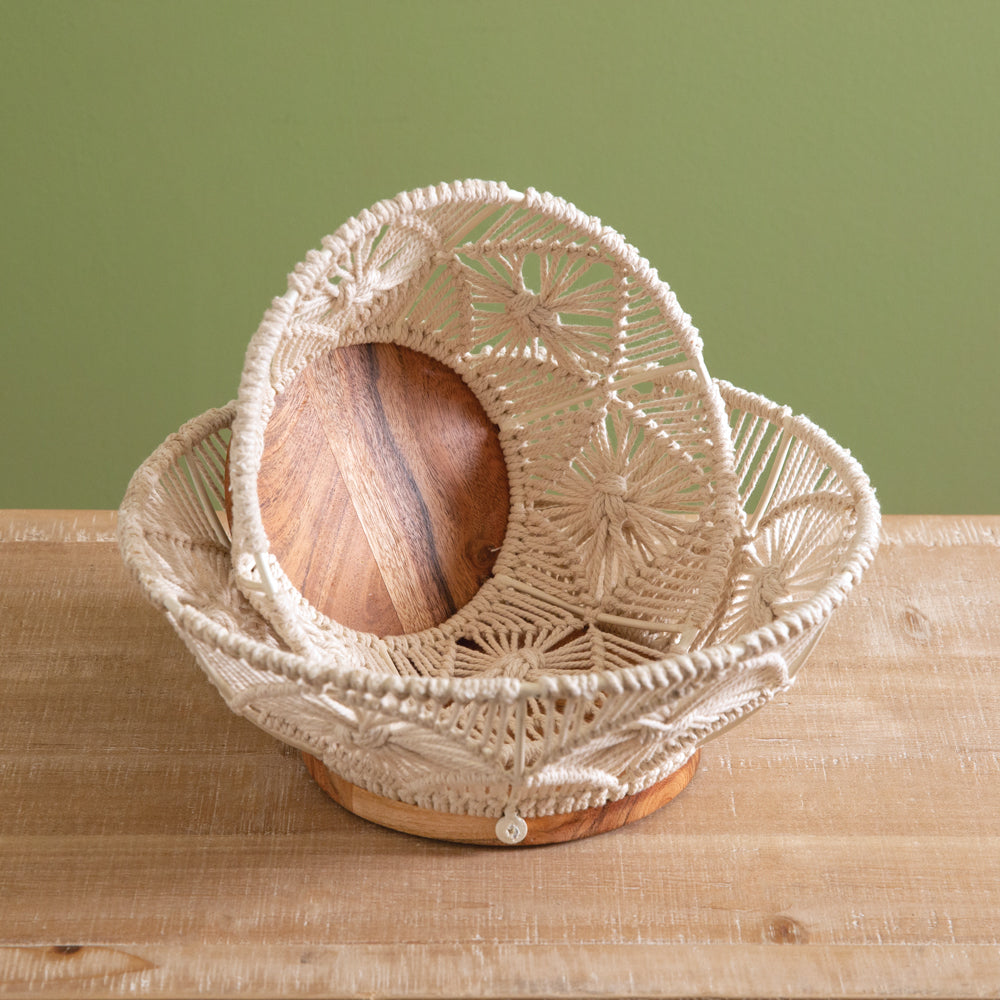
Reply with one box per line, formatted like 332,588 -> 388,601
3,0 -> 997,513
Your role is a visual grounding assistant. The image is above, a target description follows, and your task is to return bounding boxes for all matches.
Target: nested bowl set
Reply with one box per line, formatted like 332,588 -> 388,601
118,181 -> 879,845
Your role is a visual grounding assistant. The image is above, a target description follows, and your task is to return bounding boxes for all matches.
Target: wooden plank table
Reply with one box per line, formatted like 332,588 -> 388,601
2,510 -> 999,999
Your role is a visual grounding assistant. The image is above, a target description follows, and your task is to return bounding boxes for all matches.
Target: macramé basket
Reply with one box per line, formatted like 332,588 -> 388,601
118,182 -> 879,845
228,181 -> 743,661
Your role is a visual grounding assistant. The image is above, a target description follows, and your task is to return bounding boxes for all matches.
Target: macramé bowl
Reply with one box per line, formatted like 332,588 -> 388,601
118,377 -> 879,845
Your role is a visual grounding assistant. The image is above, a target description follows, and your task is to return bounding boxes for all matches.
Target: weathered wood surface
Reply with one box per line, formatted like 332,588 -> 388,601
2,511 -> 999,999
255,343 -> 509,635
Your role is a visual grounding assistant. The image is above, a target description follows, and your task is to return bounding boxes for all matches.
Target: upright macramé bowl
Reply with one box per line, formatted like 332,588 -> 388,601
227,181 -> 743,667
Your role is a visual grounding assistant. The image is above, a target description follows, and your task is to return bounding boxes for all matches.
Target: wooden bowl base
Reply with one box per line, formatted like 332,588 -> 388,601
302,749 -> 699,846
250,342 -> 510,636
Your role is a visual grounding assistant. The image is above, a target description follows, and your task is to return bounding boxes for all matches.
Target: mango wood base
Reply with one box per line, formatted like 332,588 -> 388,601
302,749 -> 700,846
253,343 -> 509,636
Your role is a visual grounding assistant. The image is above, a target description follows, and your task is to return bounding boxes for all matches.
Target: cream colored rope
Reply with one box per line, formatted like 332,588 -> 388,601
117,182 -> 879,836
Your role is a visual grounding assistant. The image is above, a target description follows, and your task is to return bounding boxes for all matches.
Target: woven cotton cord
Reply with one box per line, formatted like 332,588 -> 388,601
121,381 -> 877,703
118,377 -> 879,823
228,180 -> 739,669
491,697 -> 531,843
119,183 -> 878,827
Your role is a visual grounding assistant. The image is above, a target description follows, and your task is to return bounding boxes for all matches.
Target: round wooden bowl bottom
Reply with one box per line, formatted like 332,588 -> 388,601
302,749 -> 699,846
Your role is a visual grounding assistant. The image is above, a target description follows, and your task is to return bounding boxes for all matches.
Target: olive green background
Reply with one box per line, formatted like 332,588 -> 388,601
3,0 -> 997,513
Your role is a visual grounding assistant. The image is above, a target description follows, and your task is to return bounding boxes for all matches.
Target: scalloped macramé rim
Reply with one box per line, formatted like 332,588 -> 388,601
118,379 -> 880,706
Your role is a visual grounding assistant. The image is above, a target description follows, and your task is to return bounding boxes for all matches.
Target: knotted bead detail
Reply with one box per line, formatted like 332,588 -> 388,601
506,290 -> 539,318
749,563 -> 790,623
493,648 -> 545,679
590,473 -> 630,531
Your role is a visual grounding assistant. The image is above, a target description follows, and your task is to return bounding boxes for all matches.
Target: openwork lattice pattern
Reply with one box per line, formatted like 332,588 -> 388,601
119,182 -> 878,825
118,381 -> 879,820
227,181 -> 741,663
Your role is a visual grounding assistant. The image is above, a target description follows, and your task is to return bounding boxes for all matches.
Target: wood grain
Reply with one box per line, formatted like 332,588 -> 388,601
254,343 -> 509,635
301,749 -> 699,846
4,512 -> 1000,998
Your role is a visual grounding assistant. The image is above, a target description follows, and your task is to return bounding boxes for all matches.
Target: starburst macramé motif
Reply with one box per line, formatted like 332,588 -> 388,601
723,493 -> 856,638
539,407 -> 712,601
451,626 -> 591,680
456,244 -> 622,377
287,216 -> 443,331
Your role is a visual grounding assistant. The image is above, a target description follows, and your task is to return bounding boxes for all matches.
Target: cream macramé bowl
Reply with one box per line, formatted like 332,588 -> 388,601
118,378 -> 878,843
